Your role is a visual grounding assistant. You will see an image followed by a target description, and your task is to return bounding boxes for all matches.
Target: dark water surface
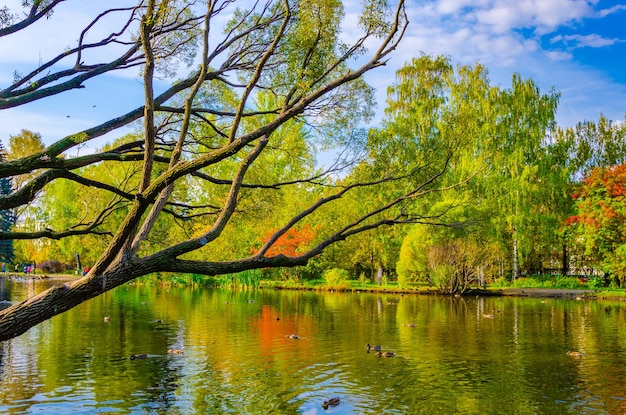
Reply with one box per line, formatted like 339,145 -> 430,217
1,278 -> 626,414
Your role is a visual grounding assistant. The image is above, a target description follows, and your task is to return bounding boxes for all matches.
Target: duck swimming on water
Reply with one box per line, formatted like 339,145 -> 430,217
322,397 -> 340,410
365,343 -> 382,352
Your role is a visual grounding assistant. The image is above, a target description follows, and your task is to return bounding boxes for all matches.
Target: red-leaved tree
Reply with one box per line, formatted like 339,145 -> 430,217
566,163 -> 626,284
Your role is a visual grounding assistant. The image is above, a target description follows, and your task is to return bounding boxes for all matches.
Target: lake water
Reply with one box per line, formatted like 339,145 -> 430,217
1,278 -> 626,414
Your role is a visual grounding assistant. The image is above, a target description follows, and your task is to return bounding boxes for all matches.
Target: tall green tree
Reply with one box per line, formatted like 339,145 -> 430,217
382,56 -> 561,285
566,115 -> 626,179
370,55 -> 500,291
487,75 -> 560,279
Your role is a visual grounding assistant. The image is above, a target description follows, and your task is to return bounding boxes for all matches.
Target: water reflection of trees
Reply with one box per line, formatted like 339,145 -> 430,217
1,285 -> 626,413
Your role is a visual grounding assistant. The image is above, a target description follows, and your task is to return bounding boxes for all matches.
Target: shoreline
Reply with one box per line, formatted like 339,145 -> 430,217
265,284 -> 602,299
490,287 -> 596,299
1,273 -> 615,300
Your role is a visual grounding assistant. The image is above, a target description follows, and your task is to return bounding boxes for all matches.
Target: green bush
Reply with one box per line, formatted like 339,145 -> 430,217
358,272 -> 369,286
323,268 -> 351,289
491,277 -> 510,288
504,275 -> 593,289
587,276 -> 605,289
553,276 -> 584,289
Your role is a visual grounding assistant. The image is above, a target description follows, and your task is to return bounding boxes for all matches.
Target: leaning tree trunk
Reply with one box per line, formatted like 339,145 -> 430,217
0,258 -> 149,341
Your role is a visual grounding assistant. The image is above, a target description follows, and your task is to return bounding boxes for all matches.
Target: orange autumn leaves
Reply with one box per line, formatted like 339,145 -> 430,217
565,162 -> 626,281
566,162 -> 626,230
255,225 -> 318,257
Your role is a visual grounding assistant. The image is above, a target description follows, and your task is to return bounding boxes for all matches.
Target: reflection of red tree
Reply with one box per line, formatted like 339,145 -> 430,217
255,225 -> 317,257
251,305 -> 315,361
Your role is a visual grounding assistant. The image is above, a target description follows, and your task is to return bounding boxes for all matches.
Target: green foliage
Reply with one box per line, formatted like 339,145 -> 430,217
167,274 -> 217,287
363,55 -> 499,288
218,270 -> 262,288
396,224 -> 431,287
6,130 -> 45,264
566,115 -> 626,179
546,115 -> 626,277
368,55 -> 458,180
7,129 -> 45,191
358,272 -> 369,285
372,55 -> 566,290
429,263 -> 455,291
587,276 -> 605,289
492,274 -> 602,290
7,129 -> 45,161
397,195 -> 499,293
490,277 -> 509,288
135,273 -> 218,287
359,0 -> 395,35
485,75 -> 560,279
322,268 -> 351,289
260,278 -> 324,289
513,276 -> 583,290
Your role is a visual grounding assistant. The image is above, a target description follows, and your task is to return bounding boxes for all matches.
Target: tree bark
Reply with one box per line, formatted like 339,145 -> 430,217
512,230 -> 519,280
561,241 -> 568,276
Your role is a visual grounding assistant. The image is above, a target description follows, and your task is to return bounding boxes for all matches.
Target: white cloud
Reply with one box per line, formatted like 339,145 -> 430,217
428,0 -> 595,34
551,33 -> 624,48
597,4 -> 626,17
400,3 -> 539,68
436,0 -> 491,14
471,0 -> 593,33
544,50 -> 572,61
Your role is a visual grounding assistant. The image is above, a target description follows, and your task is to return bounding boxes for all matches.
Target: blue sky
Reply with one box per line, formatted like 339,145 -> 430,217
0,0 -> 625,154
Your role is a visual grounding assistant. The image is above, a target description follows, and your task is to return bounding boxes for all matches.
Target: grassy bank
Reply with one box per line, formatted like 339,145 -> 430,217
8,271 -> 626,299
